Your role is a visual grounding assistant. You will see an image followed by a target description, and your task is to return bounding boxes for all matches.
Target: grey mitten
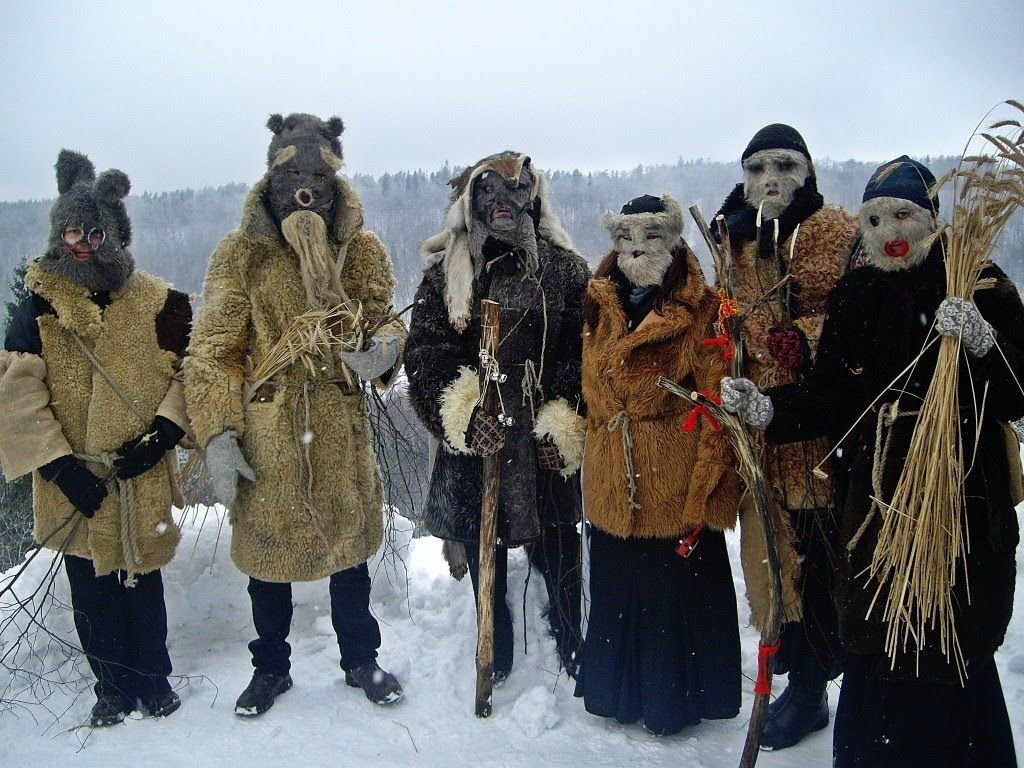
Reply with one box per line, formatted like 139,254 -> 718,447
205,430 -> 256,508
935,297 -> 994,358
340,334 -> 399,382
720,376 -> 774,429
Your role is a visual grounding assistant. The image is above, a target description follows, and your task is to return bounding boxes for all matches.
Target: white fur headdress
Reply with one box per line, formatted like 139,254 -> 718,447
600,193 -> 684,247
420,151 -> 574,332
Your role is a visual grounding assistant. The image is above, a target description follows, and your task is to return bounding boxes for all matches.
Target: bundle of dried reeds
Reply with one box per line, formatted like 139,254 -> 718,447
868,101 -> 1024,679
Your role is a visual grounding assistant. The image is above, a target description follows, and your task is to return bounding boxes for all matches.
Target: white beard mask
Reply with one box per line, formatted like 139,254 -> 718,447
858,197 -> 937,272
743,148 -> 811,220
601,195 -> 683,288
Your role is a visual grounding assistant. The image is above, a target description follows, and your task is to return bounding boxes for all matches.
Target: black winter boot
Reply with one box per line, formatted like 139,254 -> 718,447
345,662 -> 404,705
234,672 -> 293,717
760,683 -> 829,751
89,694 -> 134,727
141,690 -> 181,718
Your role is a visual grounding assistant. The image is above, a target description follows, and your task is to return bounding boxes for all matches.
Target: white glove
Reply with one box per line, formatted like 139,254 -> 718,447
720,377 -> 774,429
935,297 -> 994,358
205,430 -> 256,508
340,334 -> 400,381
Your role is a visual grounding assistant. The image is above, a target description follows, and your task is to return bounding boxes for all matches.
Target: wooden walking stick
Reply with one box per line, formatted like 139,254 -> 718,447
475,299 -> 501,718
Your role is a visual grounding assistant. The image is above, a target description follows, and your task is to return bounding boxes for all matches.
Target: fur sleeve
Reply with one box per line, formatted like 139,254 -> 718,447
406,268 -> 476,441
548,253 -> 590,411
0,350 -> 73,480
183,235 -> 252,448
973,266 -> 1024,420
345,230 -> 407,389
682,305 -> 740,531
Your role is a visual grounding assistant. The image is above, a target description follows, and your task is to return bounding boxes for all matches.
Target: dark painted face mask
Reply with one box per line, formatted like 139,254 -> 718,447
266,141 -> 339,225
471,166 -> 536,244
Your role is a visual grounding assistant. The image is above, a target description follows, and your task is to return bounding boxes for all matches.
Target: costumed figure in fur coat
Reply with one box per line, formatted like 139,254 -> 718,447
0,151 -> 192,726
184,114 -> 407,716
406,152 -> 590,680
714,123 -> 856,749
721,157 -> 1024,767
573,194 -> 742,735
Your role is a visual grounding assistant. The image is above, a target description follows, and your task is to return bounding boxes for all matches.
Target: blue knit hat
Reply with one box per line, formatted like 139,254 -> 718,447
863,155 -> 939,213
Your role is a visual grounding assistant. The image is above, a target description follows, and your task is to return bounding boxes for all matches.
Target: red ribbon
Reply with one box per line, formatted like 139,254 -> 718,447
754,639 -> 782,695
701,334 -> 733,363
681,391 -> 722,433
675,522 -> 706,557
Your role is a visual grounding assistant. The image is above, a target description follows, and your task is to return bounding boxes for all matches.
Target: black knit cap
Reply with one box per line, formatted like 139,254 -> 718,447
620,194 -> 666,215
742,123 -> 811,162
862,155 -> 939,213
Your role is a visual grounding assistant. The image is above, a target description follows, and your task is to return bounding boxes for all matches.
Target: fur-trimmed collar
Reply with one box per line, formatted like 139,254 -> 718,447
586,246 -> 708,353
239,174 -> 364,247
715,178 -> 824,250
24,258 -> 162,341
419,155 -> 574,332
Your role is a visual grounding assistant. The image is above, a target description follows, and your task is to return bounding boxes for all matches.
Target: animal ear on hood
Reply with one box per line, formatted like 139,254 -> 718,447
55,150 -> 96,194
267,113 -> 285,135
324,116 -> 344,138
96,169 -> 133,247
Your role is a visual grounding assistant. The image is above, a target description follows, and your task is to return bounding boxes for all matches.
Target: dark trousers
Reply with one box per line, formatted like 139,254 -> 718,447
247,563 -> 381,676
465,523 -> 582,674
64,554 -> 172,702
834,653 -> 1017,768
777,507 -> 842,694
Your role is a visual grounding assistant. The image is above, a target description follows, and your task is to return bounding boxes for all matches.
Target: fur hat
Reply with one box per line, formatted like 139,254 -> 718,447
742,123 -> 812,164
862,155 -> 939,213
265,113 -> 344,169
420,151 -> 574,332
48,150 -> 132,251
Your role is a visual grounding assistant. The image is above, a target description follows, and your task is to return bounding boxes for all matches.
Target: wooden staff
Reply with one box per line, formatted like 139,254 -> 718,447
475,299 -> 501,718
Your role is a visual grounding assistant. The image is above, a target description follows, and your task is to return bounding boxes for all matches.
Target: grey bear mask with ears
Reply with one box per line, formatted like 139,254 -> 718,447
265,112 -> 345,226
38,150 -> 135,292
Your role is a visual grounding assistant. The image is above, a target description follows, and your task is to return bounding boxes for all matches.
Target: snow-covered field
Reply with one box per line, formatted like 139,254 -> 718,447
1,506 -> 1022,768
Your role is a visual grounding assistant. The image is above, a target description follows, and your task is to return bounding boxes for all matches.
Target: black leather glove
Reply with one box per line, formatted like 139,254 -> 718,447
40,455 -> 108,518
113,416 -> 185,479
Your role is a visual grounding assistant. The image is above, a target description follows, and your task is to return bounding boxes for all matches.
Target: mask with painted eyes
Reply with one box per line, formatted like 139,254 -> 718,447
858,197 -> 937,271
38,150 -> 135,292
470,165 -> 537,247
743,148 -> 811,220
601,194 -> 683,288
265,113 -> 344,226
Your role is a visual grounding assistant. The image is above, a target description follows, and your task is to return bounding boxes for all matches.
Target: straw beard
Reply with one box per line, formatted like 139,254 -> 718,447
280,209 -> 344,310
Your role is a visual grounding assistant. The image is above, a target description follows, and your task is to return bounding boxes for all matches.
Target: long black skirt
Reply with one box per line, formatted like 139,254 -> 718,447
574,526 -> 742,735
834,652 -> 1017,768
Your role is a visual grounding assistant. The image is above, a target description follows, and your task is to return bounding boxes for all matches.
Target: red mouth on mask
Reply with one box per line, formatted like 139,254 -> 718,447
492,206 -> 512,221
63,242 -> 95,263
884,240 -> 910,259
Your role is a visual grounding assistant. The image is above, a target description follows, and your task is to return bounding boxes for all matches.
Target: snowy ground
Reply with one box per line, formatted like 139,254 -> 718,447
1,506 -> 1022,768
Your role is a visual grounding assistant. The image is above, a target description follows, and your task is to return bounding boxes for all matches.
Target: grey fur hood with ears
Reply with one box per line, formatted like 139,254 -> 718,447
419,151 -> 575,332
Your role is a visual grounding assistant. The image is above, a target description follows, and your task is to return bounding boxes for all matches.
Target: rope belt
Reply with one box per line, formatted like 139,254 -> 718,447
76,451 -> 142,587
607,409 -> 640,511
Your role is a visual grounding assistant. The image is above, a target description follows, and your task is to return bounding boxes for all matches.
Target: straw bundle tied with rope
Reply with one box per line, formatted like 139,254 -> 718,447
865,100 -> 1024,680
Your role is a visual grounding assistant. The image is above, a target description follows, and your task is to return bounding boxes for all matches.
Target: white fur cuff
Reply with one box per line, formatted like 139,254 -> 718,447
532,397 -> 586,477
439,366 -> 480,454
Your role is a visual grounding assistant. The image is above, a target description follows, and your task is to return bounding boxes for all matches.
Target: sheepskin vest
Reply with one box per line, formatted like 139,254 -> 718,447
731,205 -> 857,510
185,176 -> 406,582
582,248 -> 740,538
25,263 -> 181,574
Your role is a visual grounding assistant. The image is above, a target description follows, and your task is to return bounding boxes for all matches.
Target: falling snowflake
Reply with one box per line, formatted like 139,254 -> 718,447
302,431 -> 314,445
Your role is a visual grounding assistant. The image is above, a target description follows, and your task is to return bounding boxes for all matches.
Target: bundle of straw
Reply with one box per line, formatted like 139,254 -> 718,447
868,101 -> 1024,679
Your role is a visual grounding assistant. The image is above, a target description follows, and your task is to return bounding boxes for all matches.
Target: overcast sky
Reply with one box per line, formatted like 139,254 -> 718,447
2,0 -> 1022,201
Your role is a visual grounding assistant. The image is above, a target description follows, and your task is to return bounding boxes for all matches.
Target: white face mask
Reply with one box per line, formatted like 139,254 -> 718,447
610,222 -> 675,287
742,148 -> 811,220
858,196 -> 937,272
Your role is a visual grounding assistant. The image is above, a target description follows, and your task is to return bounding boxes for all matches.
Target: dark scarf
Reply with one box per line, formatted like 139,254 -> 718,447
714,178 -> 825,258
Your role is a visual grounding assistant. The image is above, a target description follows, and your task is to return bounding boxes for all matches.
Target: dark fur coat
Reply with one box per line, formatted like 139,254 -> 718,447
765,243 -> 1024,677
406,237 -> 590,544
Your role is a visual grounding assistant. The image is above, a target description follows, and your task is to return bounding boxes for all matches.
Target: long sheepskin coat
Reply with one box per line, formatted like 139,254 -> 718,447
0,263 -> 191,575
581,246 -> 740,539
184,176 -> 406,583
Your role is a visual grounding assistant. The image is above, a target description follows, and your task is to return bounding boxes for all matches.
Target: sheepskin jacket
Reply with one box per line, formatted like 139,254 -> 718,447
0,262 -> 191,575
581,246 -> 740,539
406,237 -> 590,545
184,175 -> 406,582
766,245 -> 1024,674
719,186 -> 857,511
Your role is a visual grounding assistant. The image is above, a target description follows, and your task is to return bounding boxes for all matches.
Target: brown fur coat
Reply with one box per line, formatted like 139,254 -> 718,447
582,246 -> 740,539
